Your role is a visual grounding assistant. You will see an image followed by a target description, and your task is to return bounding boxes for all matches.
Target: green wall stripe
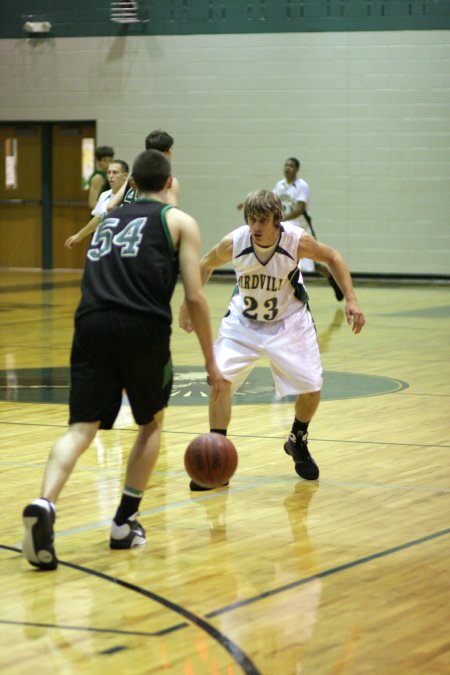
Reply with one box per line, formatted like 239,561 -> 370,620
1,0 -> 449,39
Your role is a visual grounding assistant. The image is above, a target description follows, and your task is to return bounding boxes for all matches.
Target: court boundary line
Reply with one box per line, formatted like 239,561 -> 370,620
206,526 -> 450,618
1,526 -> 449,647
0,543 -> 261,675
0,618 -> 169,637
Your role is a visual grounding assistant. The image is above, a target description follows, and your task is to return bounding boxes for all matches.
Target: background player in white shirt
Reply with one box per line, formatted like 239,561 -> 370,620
65,159 -> 129,249
273,157 -> 344,301
273,156 -> 310,229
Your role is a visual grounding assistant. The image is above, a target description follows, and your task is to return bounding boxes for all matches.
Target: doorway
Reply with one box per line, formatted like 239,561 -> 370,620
0,121 -> 96,269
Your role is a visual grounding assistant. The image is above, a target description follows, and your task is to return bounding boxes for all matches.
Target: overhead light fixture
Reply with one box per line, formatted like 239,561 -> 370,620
23,21 -> 52,34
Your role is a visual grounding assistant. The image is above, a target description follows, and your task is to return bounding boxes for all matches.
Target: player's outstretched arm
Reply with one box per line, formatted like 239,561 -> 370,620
299,233 -> 365,334
64,215 -> 102,249
106,180 -> 127,212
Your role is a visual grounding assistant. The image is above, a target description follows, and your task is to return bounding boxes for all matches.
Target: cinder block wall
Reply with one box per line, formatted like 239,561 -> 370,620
0,8 -> 449,274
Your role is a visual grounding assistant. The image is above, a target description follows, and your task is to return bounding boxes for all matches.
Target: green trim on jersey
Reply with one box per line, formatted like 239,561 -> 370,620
288,267 -> 309,305
160,205 -> 176,262
162,355 -> 173,389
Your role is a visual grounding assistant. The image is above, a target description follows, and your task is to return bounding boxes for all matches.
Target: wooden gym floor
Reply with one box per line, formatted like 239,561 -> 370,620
0,269 -> 449,674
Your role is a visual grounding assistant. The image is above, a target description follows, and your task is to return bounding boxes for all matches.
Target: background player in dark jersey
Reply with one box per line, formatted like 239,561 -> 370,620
22,149 -> 225,571
78,131 -> 179,246
87,145 -> 115,210
108,130 -> 180,210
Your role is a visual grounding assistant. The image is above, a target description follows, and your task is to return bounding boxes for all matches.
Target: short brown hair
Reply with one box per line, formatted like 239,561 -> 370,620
243,190 -> 282,228
95,146 -> 114,161
109,159 -> 129,173
145,130 -> 174,153
132,150 -> 171,192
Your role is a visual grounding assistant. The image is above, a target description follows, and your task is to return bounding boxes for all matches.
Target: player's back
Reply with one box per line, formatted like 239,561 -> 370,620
77,200 -> 179,324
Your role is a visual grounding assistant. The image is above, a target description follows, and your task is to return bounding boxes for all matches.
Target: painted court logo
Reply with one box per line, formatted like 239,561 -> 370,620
0,365 -> 408,406
171,368 -> 276,402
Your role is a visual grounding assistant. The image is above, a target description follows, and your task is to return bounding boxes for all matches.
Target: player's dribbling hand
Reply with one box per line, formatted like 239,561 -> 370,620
345,301 -> 365,334
206,365 -> 227,401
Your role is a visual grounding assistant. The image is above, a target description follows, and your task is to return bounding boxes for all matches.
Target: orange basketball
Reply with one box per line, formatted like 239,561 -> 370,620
184,433 -> 238,488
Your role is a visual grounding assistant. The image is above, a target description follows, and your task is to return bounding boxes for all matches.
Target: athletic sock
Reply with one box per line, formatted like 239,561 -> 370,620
114,486 -> 143,525
210,428 -> 227,436
291,418 -> 309,441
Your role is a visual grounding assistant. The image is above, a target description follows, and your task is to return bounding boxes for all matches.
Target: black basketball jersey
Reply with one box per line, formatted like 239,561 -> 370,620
76,199 -> 179,325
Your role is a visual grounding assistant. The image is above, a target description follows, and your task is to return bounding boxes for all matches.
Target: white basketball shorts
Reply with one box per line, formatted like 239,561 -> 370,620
214,304 -> 323,399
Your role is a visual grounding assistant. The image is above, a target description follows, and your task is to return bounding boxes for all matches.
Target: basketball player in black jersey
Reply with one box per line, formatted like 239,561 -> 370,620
108,129 -> 180,211
22,149 -> 225,570
65,131 -> 180,250
87,145 -> 114,210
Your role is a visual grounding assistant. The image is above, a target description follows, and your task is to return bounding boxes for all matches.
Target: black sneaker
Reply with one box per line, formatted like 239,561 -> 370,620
110,513 -> 146,549
284,432 -> 320,480
189,480 -> 229,491
328,276 -> 344,302
22,498 -> 57,571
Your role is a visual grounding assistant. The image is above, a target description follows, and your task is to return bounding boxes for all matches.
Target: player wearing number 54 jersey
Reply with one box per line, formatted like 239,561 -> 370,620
179,189 -> 365,488
77,200 -> 178,323
21,150 -> 225,570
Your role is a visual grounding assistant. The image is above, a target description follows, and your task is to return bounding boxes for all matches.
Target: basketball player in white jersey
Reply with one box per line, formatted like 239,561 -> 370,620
64,159 -> 129,249
179,189 -> 365,488
273,156 -> 344,301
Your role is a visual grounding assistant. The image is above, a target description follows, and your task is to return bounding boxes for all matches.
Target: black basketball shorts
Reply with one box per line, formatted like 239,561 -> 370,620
69,310 -> 173,429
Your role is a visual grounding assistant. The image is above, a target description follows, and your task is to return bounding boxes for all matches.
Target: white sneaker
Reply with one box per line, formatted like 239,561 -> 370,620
110,513 -> 146,549
22,498 -> 57,570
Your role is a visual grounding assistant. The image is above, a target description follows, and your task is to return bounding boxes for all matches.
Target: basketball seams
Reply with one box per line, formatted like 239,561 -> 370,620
184,433 -> 238,488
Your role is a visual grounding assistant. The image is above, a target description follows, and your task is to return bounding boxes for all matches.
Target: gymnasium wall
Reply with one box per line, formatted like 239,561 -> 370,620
0,1 -> 449,275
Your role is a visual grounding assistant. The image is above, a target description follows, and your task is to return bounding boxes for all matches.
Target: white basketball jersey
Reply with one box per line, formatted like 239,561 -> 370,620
229,222 -> 309,323
273,177 -> 310,227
